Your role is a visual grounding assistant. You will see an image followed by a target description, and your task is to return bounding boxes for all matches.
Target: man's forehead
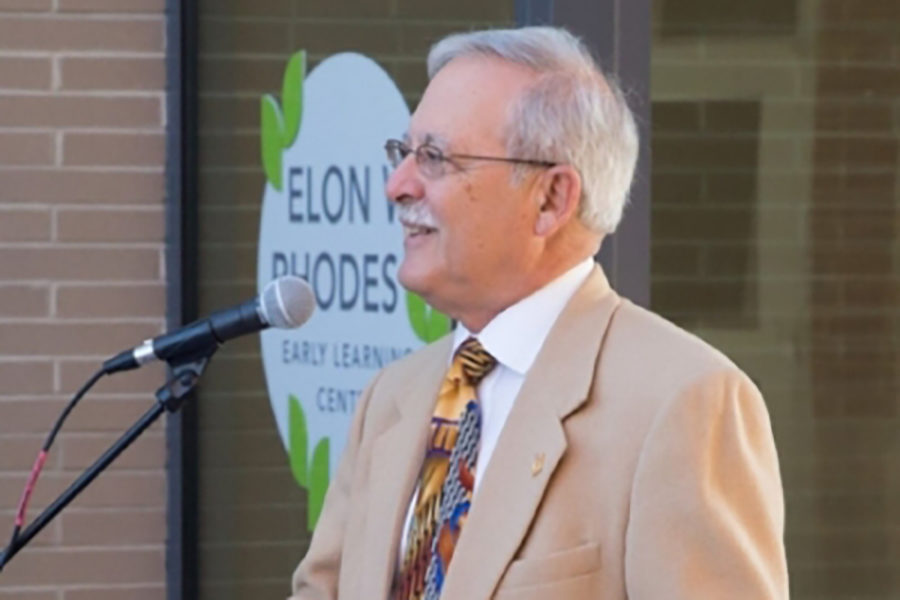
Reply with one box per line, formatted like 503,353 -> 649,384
405,56 -> 536,152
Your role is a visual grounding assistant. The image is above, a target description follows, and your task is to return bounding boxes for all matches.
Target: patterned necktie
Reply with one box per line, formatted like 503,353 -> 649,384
395,337 -> 497,600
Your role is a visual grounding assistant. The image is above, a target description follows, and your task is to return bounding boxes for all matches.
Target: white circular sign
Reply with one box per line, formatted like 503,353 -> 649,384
257,53 -> 428,524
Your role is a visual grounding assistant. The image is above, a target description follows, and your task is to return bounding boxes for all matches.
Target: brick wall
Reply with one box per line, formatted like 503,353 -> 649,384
651,0 -> 900,597
0,2 -> 168,599
808,1 -> 900,596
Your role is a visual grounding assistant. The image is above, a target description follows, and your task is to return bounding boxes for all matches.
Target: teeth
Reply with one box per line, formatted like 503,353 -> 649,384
403,223 -> 435,236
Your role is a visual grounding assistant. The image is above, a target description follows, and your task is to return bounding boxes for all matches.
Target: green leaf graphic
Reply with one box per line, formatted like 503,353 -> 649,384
406,291 -> 451,343
407,291 -> 428,341
281,50 -> 306,147
308,437 -> 330,530
261,94 -> 285,191
288,394 -> 308,488
427,308 -> 451,341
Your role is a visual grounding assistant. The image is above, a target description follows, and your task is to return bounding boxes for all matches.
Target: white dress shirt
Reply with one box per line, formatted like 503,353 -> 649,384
399,257 -> 595,554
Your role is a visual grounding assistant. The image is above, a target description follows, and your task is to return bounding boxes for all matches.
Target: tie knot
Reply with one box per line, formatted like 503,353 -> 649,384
455,337 -> 497,385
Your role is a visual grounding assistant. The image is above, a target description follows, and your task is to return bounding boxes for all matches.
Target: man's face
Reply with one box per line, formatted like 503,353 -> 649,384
385,56 -> 542,322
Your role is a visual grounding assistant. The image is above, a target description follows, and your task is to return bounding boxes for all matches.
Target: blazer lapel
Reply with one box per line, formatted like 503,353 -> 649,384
358,336 -> 454,600
440,266 -> 619,600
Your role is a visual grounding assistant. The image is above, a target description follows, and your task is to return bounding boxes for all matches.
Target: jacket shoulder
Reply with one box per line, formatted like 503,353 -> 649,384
601,299 -> 745,394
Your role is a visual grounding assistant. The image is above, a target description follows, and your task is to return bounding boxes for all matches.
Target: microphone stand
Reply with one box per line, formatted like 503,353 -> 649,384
0,351 -> 214,573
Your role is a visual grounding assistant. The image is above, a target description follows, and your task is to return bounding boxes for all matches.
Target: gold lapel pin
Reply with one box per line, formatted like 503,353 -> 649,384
531,453 -> 545,477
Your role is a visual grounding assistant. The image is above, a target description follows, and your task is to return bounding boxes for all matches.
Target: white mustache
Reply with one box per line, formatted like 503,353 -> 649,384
397,202 -> 438,229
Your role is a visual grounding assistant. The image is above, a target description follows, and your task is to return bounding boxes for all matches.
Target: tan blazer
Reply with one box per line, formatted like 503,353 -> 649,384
290,267 -> 788,599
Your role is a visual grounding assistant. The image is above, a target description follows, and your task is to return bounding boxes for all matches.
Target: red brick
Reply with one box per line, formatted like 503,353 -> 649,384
811,313 -> 893,337
0,248 -> 160,281
57,283 -> 164,318
58,360 -> 165,396
0,132 -> 54,167
653,206 -> 756,243
200,56 -> 287,93
202,18 -> 292,55
60,56 -> 165,91
0,591 -> 56,600
63,587 -> 165,600
0,547 -> 163,586
194,396 -> 274,435
202,430 -> 288,469
63,132 -> 164,167
0,322 -> 161,356
814,137 -> 899,169
844,280 -> 899,308
199,207 -> 261,243
197,0 -> 305,17
61,508 -> 164,545
56,207 -> 164,243
811,279 -> 844,307
58,0 -> 164,11
291,21 -> 400,56
812,246 -> 893,276
198,170 -> 267,207
651,244 -> 702,277
818,66 -> 900,99
0,468 -> 165,511
0,360 -> 53,394
0,95 -> 161,128
0,284 -> 50,317
815,102 -> 894,132
0,397 -> 162,435
202,504 -> 305,544
395,0 -> 507,20
198,96 -> 258,130
59,432 -> 163,469
0,207 -> 51,242
817,33 -> 896,62
821,0 -> 900,22
0,56 -> 52,90
200,245 -> 256,281
842,387 -> 898,418
199,131 -> 258,168
0,16 -> 163,52
0,0 -> 52,9
653,136 -> 759,170
0,435 -> 47,469
0,170 -> 164,204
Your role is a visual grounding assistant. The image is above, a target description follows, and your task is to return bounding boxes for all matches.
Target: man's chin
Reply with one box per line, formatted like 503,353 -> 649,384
398,263 -> 442,305
397,265 -> 429,298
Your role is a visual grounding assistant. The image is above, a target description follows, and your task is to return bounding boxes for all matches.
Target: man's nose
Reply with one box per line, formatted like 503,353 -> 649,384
385,154 -> 425,204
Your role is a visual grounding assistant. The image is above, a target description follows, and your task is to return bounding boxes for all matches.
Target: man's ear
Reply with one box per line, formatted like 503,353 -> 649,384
534,165 -> 582,237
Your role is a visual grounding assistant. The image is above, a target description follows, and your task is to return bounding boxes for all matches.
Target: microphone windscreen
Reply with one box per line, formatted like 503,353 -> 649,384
260,276 -> 315,329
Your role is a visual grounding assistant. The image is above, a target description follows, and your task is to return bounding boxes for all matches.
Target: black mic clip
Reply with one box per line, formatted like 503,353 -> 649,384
155,347 -> 216,413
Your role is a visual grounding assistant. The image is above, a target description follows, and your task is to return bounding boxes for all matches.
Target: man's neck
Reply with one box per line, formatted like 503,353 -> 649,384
457,252 -> 596,333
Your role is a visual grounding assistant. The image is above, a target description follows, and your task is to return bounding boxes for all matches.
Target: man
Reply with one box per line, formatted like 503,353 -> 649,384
290,26 -> 788,599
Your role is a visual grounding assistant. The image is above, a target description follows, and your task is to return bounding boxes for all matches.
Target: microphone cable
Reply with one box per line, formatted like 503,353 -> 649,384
1,367 -> 107,571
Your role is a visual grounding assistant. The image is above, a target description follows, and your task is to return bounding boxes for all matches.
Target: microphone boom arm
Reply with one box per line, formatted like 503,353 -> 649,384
0,348 -> 215,574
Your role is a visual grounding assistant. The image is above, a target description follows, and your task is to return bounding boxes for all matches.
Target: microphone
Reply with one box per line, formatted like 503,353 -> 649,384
102,276 -> 315,374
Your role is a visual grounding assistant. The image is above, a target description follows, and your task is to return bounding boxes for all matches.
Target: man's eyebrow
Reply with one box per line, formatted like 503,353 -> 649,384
422,133 -> 450,148
402,131 -> 450,148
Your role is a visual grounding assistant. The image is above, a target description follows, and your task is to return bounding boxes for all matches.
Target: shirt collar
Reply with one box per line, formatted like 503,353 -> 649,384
452,257 -> 595,375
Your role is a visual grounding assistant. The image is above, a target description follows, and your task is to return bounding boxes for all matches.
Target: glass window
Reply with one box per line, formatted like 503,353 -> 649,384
194,2 -> 516,597
652,1 -> 900,597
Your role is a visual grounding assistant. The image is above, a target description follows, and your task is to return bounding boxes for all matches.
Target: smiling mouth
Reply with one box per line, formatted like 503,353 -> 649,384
402,223 -> 437,238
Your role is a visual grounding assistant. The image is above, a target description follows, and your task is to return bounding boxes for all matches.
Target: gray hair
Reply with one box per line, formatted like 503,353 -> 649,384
427,27 -> 639,235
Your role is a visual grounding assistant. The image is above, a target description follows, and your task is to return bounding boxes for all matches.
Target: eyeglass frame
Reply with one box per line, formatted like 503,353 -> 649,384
384,138 -> 557,178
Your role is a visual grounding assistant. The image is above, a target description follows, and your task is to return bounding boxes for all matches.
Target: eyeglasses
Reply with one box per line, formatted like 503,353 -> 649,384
384,138 -> 556,179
